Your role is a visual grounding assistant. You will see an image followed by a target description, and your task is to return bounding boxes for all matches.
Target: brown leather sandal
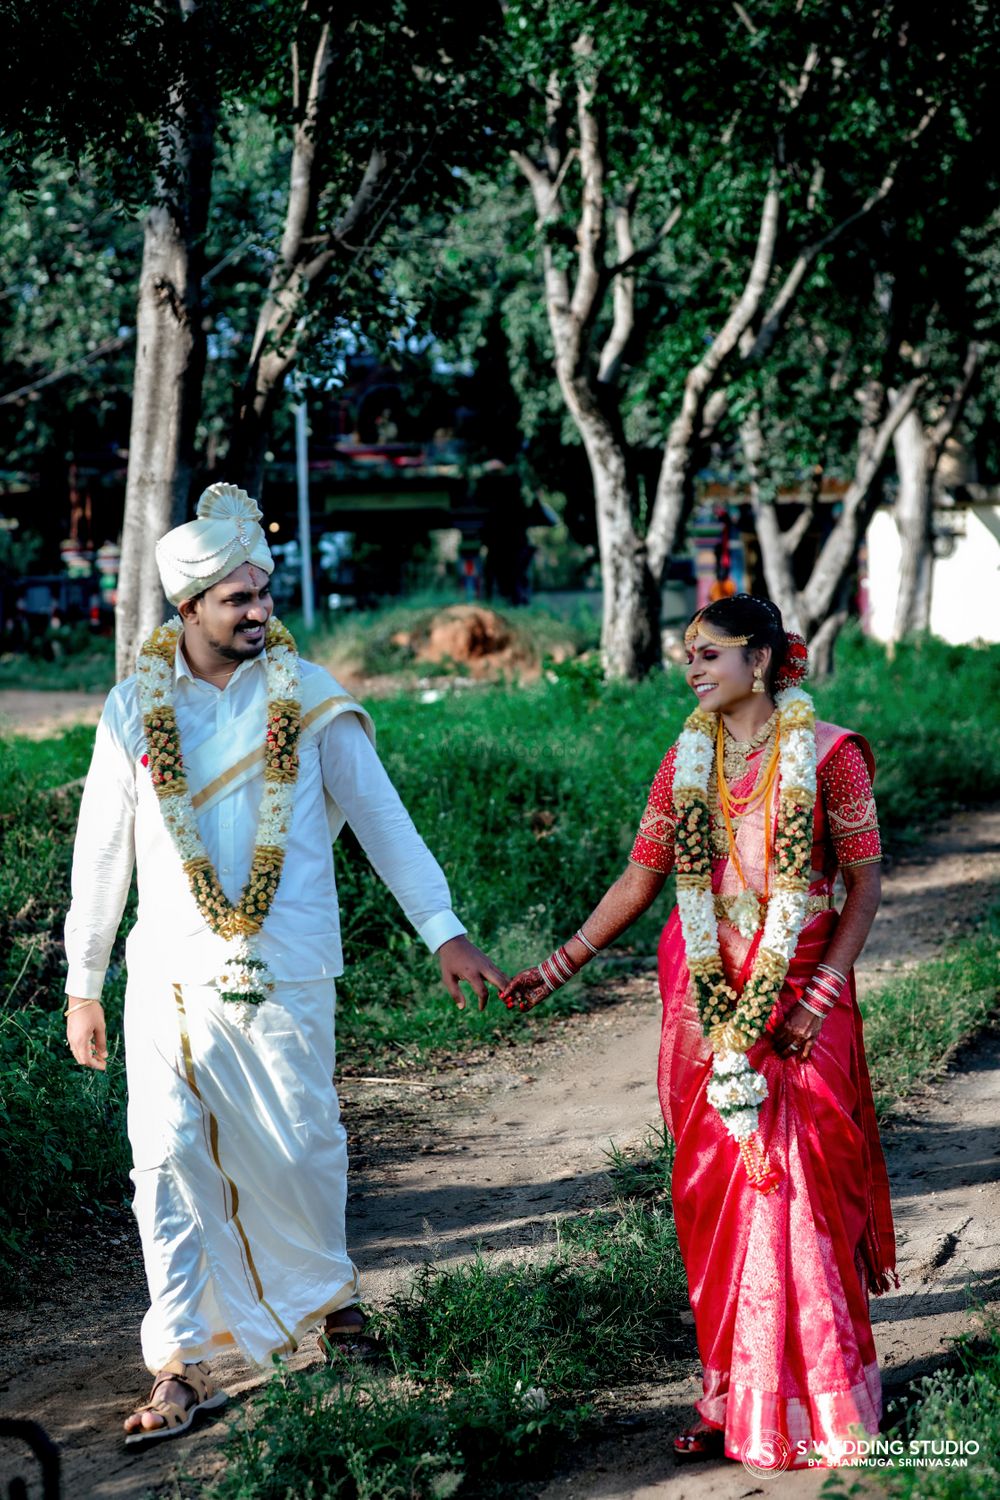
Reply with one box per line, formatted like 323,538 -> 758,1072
318,1309 -> 380,1364
123,1357 -> 227,1447
673,1419 -> 725,1460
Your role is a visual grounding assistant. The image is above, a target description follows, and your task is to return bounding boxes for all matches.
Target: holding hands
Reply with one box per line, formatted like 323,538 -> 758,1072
438,935 -> 511,1012
500,929 -> 600,1012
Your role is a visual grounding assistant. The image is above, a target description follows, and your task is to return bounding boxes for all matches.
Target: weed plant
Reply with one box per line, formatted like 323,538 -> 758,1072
820,1316 -> 1000,1499
879,1318 -> 1000,1498
204,1130 -> 684,1500
0,727 -> 130,1291
860,903 -> 1000,1120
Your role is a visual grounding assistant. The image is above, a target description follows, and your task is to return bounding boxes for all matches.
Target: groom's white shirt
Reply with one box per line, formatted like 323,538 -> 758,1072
64,641 -> 465,997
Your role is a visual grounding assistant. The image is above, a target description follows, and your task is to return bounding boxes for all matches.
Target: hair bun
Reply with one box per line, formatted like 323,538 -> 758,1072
774,632 -> 809,689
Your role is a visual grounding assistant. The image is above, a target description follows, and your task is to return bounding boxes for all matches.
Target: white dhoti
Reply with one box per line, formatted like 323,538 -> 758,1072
125,966 -> 358,1372
65,652 -> 467,1375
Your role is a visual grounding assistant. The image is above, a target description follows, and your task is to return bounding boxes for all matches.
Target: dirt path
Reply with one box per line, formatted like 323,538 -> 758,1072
1,808 -> 998,1499
0,689 -> 107,739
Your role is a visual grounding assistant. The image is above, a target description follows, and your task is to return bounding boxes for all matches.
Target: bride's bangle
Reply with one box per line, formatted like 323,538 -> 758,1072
538,928 -> 603,993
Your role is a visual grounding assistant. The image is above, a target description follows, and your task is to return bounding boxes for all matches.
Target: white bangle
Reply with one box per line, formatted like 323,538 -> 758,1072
816,963 -> 847,983
575,928 -> 601,957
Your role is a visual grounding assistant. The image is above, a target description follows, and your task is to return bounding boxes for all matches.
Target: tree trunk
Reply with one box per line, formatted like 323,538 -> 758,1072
740,408 -> 805,634
592,466 -> 661,679
808,603 -> 849,679
890,406 -> 934,639
800,377 -> 923,636
568,384 -> 660,678
115,3 -> 215,680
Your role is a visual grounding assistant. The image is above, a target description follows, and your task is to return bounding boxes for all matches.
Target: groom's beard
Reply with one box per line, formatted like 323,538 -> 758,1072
208,623 -> 268,662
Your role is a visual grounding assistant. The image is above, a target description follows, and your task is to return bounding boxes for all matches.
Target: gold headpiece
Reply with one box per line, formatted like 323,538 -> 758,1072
684,615 -> 750,648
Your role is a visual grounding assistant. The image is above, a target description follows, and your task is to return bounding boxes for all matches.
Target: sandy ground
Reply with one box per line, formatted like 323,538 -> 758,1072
0,774 -> 997,1498
0,690 -> 107,739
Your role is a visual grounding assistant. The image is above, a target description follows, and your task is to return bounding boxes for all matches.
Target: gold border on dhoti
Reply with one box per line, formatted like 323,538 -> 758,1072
172,984 -> 297,1353
190,695 -> 360,810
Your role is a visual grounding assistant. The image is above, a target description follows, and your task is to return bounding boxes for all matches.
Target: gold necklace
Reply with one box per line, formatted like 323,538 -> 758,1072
709,711 -> 779,855
720,708 -> 779,781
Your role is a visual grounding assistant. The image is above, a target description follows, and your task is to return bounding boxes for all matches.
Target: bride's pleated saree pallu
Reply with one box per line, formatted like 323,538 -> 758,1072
631,715 -> 898,1470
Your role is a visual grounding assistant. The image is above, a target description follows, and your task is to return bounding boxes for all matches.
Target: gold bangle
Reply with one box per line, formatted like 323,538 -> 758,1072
64,999 -> 101,1017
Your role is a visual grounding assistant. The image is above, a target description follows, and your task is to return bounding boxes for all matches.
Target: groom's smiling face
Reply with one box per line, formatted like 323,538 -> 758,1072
181,562 -> 274,664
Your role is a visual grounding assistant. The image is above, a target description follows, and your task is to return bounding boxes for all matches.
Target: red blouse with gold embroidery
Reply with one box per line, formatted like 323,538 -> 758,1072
629,731 -> 881,878
630,744 -> 680,874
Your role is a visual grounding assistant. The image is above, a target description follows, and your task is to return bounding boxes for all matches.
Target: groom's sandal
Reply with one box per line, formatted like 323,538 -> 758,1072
123,1358 -> 227,1447
318,1308 -> 380,1364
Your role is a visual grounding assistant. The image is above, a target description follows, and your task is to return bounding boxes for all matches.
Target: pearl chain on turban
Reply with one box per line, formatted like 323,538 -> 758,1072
155,483 -> 275,606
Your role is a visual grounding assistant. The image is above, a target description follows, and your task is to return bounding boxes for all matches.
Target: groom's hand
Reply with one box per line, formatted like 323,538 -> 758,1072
438,936 -> 510,1012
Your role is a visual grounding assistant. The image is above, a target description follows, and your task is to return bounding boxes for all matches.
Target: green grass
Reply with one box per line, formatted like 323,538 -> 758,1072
861,903 -> 1000,1121
202,1127 -> 684,1500
0,631 -> 998,1282
0,631 -> 114,692
328,627 -> 1000,1063
292,593 -> 597,683
819,1314 -> 1000,1500
879,1317 -> 1000,1499
1,625 -> 998,1489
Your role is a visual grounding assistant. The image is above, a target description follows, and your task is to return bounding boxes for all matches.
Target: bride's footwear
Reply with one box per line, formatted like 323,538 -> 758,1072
673,1417 -> 724,1460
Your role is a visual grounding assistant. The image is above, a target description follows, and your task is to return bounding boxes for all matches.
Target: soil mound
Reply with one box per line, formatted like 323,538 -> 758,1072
405,605 -> 536,678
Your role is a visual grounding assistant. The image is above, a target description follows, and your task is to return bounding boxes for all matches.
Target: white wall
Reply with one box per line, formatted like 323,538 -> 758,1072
864,505 -> 1000,645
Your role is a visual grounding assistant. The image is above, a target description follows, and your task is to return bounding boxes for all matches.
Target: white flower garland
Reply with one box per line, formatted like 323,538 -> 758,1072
673,686 -> 817,1146
136,616 -> 302,1025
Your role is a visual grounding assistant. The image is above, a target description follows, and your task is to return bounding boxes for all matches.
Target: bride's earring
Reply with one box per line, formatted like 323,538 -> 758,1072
752,667 -> 766,694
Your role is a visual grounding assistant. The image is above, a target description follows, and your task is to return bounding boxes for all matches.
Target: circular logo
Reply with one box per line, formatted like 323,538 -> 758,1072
740,1429 -> 793,1475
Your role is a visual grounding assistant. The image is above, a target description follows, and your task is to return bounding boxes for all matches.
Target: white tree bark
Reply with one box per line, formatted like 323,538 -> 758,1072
890,407 -> 933,637
513,47 -> 661,679
799,377 -> 924,637
646,180 -> 781,581
743,377 -> 924,677
227,22 -> 393,495
890,343 -> 978,640
115,0 -> 215,680
740,408 -> 804,634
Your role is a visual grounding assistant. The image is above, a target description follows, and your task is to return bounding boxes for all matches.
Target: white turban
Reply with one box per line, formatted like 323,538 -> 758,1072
155,483 -> 275,605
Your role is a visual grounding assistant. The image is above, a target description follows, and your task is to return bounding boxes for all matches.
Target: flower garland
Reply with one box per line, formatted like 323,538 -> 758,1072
673,686 -> 817,1185
136,615 -> 302,1017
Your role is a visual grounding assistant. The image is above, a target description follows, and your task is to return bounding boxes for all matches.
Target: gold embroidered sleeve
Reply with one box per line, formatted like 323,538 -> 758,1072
821,739 -> 882,868
629,746 -> 677,875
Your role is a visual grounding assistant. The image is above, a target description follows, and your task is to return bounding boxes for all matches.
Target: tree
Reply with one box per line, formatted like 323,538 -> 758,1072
1,1 -> 501,675
501,0 -> 997,676
737,16 -> 1000,669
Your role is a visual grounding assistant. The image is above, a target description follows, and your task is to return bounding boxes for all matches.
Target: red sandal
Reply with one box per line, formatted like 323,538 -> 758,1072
673,1419 -> 725,1460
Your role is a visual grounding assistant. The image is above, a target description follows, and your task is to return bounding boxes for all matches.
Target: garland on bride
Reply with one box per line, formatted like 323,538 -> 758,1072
672,685 -> 817,1191
136,615 -> 302,1017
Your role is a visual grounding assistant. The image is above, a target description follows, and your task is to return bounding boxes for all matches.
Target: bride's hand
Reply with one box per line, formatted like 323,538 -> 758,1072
770,1003 -> 824,1062
499,966 -> 550,1013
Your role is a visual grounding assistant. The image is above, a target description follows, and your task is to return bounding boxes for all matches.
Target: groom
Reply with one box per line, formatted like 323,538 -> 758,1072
64,482 -> 507,1443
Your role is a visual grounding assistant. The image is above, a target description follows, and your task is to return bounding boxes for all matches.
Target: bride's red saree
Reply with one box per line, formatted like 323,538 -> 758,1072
632,719 -> 897,1469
